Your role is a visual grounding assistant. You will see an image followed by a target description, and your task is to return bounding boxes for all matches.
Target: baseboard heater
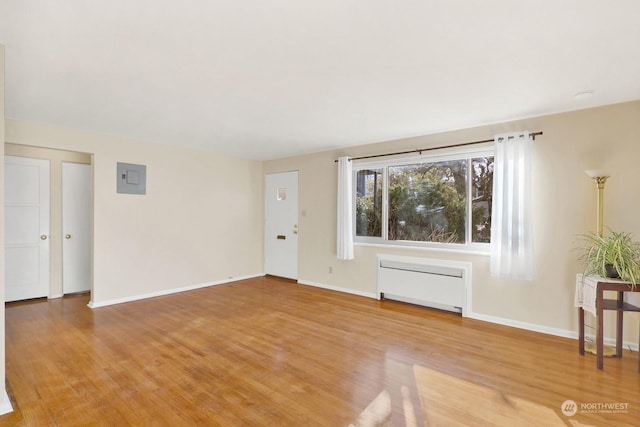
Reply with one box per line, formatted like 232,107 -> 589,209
376,255 -> 470,315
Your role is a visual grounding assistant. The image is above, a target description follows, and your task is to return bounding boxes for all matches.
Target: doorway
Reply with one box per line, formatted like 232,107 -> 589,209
264,171 -> 299,280
4,144 -> 93,301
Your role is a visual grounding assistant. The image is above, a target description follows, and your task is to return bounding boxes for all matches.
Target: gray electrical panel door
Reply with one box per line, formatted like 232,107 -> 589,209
117,162 -> 146,195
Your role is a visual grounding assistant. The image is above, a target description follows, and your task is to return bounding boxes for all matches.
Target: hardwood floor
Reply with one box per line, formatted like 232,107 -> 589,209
1,276 -> 638,426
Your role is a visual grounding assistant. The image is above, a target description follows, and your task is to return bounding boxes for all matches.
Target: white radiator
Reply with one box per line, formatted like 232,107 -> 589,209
376,255 -> 471,315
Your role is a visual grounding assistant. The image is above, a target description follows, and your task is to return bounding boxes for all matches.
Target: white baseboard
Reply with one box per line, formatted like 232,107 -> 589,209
294,280 -> 639,352
297,279 -> 377,299
582,334 -> 639,352
85,275 -> 639,352
87,274 -> 263,308
468,311 -> 577,339
0,389 -> 13,415
468,311 -> 639,352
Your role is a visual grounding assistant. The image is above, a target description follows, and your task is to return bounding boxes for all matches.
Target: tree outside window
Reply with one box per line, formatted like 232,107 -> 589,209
388,160 -> 466,243
354,154 -> 493,247
355,169 -> 382,237
471,156 -> 493,243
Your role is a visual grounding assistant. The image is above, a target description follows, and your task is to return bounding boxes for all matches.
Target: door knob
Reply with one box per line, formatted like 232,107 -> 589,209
40,235 -> 47,240
65,234 -> 71,239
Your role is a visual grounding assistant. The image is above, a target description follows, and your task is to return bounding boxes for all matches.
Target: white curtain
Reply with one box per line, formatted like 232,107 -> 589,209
337,156 -> 354,260
490,132 -> 535,280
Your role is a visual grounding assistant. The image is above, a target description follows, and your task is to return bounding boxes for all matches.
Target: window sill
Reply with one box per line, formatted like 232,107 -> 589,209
354,241 -> 490,256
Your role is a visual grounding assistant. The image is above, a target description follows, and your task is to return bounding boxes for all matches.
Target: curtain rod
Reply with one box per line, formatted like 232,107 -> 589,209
334,131 -> 543,163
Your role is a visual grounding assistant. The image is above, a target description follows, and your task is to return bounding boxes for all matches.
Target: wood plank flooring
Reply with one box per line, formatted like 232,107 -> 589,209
1,276 -> 638,426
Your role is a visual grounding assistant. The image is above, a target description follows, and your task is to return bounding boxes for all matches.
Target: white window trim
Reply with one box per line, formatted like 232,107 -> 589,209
352,145 -> 494,254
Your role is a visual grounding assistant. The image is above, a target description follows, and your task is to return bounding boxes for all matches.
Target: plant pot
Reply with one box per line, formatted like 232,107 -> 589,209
605,264 -> 620,279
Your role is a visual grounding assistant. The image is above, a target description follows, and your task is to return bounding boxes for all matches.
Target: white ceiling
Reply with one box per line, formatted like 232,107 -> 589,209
1,1 -> 639,160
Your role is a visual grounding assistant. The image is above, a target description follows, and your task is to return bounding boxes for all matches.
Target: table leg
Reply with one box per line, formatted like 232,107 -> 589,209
616,291 -> 624,358
597,285 -> 604,369
579,307 -> 585,355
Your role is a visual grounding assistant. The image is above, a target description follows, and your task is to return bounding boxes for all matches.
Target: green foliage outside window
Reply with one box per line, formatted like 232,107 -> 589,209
471,157 -> 493,243
355,156 -> 493,245
355,169 -> 382,237
388,161 -> 466,243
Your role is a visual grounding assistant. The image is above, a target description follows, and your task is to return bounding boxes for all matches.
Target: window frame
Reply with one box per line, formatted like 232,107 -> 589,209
352,146 -> 494,254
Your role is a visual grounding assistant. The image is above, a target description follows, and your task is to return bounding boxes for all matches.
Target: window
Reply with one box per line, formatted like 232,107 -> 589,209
354,150 -> 494,250
355,168 -> 382,237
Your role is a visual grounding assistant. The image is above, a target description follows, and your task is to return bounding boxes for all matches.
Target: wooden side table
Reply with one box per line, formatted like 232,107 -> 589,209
578,279 -> 640,370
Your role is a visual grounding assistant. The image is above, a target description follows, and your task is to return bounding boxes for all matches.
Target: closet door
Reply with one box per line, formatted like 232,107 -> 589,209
5,156 -> 50,301
62,162 -> 92,294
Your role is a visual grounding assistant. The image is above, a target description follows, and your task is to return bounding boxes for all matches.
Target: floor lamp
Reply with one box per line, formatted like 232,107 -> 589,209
584,169 -> 610,237
583,169 -> 615,356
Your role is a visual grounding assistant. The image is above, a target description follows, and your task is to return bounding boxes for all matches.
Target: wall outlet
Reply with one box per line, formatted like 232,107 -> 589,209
329,266 -> 333,274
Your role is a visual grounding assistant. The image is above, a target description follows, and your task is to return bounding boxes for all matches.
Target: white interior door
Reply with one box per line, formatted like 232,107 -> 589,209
4,156 -> 50,302
62,162 -> 92,294
265,171 -> 299,280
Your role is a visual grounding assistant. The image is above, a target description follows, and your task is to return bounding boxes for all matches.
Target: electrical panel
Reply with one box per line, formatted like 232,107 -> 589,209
117,162 -> 146,195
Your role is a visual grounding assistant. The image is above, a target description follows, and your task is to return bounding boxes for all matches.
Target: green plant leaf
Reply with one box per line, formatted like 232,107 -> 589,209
575,229 -> 640,288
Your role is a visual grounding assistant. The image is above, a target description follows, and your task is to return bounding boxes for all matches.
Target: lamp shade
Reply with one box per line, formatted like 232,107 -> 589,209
584,169 -> 610,179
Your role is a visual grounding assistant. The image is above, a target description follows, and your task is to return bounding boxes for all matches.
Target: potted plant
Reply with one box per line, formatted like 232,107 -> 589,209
577,230 -> 640,287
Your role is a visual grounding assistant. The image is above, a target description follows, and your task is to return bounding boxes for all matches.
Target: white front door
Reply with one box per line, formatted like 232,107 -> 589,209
62,162 -> 92,294
265,171 -> 299,280
4,156 -> 50,302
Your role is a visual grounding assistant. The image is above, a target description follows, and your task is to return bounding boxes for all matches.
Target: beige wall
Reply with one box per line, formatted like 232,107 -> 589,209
264,101 -> 640,344
5,119 -> 264,305
5,144 -> 91,298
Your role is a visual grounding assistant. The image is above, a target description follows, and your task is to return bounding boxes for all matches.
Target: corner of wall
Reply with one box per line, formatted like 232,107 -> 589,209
0,390 -> 12,416
0,43 -> 12,414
